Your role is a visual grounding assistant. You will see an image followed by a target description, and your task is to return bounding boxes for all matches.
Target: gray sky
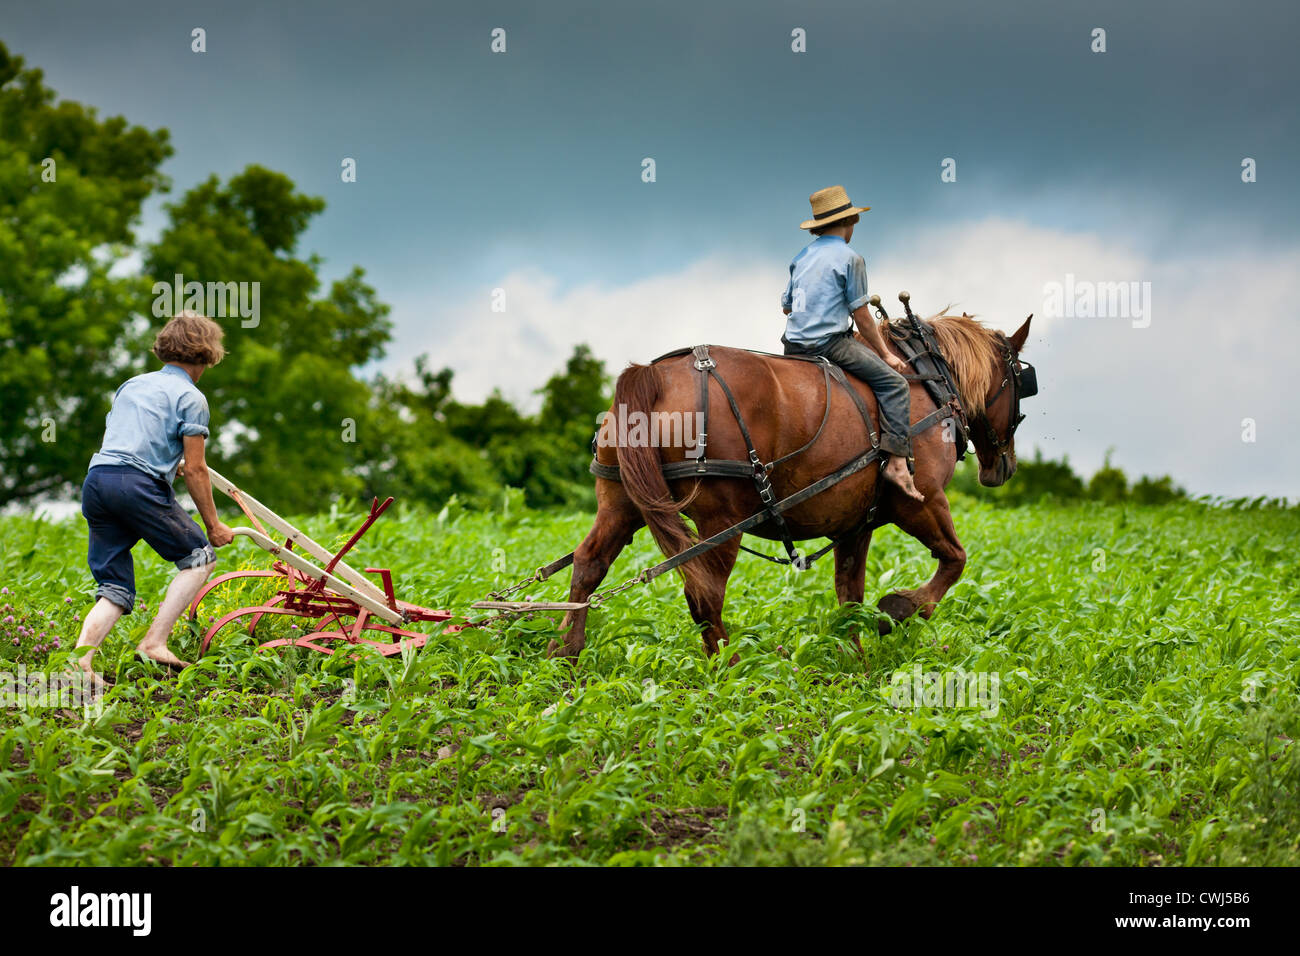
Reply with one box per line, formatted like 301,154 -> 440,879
3,0 -> 1298,496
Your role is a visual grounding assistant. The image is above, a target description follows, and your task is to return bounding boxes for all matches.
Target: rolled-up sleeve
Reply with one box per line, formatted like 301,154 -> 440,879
780,268 -> 794,310
176,391 -> 210,439
845,253 -> 870,312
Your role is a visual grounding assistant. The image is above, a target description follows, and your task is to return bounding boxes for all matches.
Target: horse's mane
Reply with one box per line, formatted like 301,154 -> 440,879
882,311 -> 1003,416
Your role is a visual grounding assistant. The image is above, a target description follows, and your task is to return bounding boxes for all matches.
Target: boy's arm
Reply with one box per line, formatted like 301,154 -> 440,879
844,254 -> 908,369
852,304 -> 909,373
180,434 -> 234,547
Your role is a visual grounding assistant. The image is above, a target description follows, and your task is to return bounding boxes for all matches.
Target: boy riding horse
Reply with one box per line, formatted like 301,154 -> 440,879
781,185 -> 924,502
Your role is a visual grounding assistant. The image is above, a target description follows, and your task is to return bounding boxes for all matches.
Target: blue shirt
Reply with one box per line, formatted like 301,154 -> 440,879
780,235 -> 871,346
88,364 -> 211,484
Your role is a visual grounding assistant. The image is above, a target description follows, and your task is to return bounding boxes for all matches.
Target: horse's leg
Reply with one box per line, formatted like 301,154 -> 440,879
877,489 -> 966,633
548,482 -> 643,659
832,526 -> 874,655
681,531 -> 741,660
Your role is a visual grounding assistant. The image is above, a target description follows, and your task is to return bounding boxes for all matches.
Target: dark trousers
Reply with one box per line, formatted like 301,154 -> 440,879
783,331 -> 912,458
81,465 -> 215,613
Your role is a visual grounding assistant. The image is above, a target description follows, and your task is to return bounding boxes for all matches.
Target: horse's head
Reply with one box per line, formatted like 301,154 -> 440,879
970,315 -> 1035,487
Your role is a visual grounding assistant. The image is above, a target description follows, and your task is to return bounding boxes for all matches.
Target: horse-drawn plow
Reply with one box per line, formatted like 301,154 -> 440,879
186,294 -> 1037,661
188,468 -> 462,657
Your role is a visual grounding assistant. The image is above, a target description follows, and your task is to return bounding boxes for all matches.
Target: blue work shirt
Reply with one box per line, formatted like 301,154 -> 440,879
780,235 -> 871,346
88,364 -> 211,484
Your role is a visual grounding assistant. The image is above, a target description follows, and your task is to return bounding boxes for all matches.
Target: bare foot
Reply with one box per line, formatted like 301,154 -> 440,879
883,457 -> 926,502
78,661 -> 114,691
135,643 -> 191,671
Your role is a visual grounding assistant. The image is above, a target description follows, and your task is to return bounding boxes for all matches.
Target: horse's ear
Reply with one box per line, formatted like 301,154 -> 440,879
1009,314 -> 1032,352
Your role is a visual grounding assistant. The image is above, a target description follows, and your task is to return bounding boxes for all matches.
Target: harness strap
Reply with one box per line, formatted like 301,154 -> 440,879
767,359 -> 835,470
705,361 -> 801,563
692,345 -> 712,471
640,446 -> 884,582
823,361 -> 880,448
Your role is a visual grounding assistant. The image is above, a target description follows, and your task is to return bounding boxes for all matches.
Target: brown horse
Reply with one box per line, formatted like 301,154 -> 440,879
548,312 -> 1035,660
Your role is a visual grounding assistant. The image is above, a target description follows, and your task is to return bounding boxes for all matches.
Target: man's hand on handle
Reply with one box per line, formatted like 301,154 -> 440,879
207,522 -> 235,548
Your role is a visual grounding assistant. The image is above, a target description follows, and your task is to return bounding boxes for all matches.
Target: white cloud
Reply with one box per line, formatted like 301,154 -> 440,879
388,219 -> 1300,498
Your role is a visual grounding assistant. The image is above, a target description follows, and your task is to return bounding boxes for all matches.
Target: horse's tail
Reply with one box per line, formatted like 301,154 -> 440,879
611,362 -> 706,592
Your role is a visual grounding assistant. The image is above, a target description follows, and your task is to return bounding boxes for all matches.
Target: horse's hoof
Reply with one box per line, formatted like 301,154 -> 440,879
877,592 -> 916,628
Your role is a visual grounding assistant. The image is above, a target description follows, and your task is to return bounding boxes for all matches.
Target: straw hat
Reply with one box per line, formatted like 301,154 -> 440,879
800,185 -> 870,230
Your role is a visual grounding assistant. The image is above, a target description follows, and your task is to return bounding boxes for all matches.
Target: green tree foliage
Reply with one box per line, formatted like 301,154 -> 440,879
143,166 -> 391,510
1087,451 -> 1129,504
367,346 -> 611,511
1131,474 -> 1186,505
364,357 -> 503,509
0,42 -> 172,504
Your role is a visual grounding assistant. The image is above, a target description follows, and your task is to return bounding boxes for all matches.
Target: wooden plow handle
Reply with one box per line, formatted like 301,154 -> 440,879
229,528 -> 404,625
205,466 -> 394,610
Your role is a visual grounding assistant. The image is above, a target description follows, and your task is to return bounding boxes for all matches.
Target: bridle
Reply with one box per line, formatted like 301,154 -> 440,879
980,332 -> 1037,459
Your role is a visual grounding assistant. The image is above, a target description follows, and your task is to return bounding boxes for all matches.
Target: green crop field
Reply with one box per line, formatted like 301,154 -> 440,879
1,495 -> 1297,866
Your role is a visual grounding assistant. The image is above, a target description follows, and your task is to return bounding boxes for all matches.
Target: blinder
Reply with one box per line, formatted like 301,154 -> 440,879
1018,361 -> 1038,399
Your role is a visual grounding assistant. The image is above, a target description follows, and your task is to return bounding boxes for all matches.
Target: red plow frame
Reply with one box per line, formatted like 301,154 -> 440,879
189,468 -> 462,657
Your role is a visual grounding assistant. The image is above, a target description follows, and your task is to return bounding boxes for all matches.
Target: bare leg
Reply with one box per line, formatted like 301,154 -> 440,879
76,598 -> 125,686
136,563 -> 216,669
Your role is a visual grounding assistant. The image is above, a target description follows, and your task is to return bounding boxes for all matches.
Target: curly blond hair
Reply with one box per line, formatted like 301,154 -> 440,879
153,311 -> 226,367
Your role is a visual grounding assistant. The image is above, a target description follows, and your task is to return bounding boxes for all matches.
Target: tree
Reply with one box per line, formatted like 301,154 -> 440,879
538,344 -> 610,428
143,166 -> 392,511
1087,452 -> 1129,504
1131,474 -> 1185,505
0,42 -> 172,504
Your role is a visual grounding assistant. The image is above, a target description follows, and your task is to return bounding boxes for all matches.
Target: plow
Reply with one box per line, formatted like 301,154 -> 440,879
188,468 -> 463,657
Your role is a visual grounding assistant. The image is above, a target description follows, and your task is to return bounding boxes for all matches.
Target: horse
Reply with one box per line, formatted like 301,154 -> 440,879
548,311 -> 1035,660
